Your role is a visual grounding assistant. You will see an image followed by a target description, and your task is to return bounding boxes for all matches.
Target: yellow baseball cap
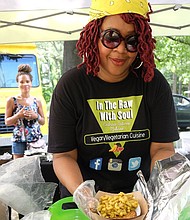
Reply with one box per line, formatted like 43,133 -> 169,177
90,0 -> 150,21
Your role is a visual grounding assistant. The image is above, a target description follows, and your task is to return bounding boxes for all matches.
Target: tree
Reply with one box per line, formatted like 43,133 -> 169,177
63,40 -> 82,73
155,36 -> 190,95
36,41 -> 64,108
36,40 -> 82,109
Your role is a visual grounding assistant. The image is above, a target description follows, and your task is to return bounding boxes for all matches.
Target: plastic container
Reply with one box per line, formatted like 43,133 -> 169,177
48,196 -> 90,220
178,205 -> 190,220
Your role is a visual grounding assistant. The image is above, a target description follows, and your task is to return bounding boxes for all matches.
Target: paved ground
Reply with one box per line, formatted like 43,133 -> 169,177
175,130 -> 190,151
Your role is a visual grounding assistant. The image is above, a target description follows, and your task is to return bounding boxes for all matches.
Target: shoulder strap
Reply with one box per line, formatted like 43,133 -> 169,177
12,97 -> 17,106
33,97 -> 38,108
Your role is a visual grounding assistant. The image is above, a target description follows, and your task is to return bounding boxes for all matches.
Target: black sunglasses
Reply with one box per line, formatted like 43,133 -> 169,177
100,29 -> 138,52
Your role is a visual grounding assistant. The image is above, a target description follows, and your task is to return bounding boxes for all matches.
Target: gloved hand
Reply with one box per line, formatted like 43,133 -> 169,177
73,180 -> 99,219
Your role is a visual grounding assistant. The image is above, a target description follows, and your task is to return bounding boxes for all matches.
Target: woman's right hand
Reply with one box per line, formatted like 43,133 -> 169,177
16,106 -> 28,120
73,180 -> 99,219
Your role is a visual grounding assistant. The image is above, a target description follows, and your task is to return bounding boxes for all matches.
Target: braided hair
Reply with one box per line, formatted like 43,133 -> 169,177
76,13 -> 156,82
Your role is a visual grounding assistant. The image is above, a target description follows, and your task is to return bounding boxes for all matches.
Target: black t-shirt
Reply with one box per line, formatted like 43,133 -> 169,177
48,65 -> 179,193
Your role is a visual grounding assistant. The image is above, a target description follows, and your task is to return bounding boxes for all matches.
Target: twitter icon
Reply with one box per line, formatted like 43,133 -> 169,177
128,157 -> 141,171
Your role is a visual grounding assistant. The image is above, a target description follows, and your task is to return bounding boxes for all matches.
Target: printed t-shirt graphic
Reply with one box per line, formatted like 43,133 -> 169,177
86,96 -> 149,157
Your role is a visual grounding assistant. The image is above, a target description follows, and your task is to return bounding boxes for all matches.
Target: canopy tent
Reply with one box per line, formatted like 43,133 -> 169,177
0,0 -> 190,44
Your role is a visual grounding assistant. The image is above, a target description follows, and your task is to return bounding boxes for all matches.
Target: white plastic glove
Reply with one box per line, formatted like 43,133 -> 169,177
73,180 -> 99,219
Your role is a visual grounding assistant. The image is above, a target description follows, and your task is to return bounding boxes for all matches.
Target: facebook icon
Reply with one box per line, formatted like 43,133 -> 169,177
89,158 -> 103,170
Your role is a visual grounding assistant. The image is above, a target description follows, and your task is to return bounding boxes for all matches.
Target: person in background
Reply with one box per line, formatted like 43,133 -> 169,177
48,0 -> 179,218
5,64 -> 45,160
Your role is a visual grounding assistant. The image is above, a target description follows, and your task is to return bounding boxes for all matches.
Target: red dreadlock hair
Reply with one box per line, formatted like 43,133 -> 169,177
76,12 -> 156,82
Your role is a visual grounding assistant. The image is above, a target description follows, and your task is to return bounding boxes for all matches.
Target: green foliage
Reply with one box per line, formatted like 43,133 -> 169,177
154,36 -> 190,95
36,41 -> 64,109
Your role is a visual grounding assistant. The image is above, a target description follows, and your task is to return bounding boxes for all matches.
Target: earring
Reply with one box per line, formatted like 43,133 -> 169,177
134,61 -> 143,69
133,56 -> 143,70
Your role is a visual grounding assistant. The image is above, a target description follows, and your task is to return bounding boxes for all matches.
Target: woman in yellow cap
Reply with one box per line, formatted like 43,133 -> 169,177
48,0 -> 179,218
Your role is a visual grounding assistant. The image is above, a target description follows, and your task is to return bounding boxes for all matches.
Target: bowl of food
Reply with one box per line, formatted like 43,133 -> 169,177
91,191 -> 148,220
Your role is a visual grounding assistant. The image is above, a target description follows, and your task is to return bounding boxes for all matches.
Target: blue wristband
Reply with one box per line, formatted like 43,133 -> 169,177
37,114 -> 41,121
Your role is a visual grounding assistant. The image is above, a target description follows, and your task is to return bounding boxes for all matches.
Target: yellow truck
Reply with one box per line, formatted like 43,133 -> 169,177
0,43 -> 48,150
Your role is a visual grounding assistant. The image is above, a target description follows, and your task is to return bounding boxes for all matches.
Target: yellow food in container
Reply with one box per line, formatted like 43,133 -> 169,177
91,191 -> 148,220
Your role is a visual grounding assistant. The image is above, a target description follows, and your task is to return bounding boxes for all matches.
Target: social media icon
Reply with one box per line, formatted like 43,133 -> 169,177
128,157 -> 141,171
89,158 -> 103,170
108,158 -> 122,171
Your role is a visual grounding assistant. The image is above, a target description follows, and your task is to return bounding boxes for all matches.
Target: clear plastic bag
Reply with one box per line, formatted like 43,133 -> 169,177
0,156 -> 57,216
21,210 -> 51,220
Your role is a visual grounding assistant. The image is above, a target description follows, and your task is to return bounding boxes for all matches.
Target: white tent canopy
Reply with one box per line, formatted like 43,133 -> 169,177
0,0 -> 190,44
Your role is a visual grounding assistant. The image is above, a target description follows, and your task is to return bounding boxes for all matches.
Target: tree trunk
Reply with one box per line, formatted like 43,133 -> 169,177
172,73 -> 177,94
63,40 -> 82,73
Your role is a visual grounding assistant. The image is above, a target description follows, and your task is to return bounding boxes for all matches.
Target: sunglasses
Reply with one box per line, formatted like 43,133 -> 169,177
100,29 -> 138,52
